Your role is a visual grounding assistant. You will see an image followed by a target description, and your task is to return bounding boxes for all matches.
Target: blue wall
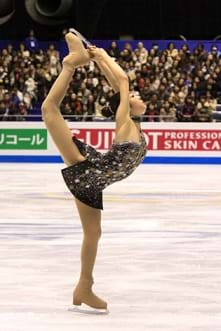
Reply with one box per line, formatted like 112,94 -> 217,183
1,155 -> 221,164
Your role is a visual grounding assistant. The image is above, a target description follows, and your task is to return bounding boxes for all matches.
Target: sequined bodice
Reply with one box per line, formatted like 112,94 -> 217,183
72,130 -> 147,189
61,131 -> 147,209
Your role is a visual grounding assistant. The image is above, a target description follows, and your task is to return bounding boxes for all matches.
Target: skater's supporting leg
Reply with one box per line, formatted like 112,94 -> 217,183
73,198 -> 107,310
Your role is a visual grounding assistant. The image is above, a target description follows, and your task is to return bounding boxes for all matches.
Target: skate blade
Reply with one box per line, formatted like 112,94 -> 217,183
68,28 -> 92,47
68,305 -> 109,315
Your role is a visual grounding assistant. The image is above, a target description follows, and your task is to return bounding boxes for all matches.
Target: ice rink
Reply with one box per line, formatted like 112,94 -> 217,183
1,163 -> 221,331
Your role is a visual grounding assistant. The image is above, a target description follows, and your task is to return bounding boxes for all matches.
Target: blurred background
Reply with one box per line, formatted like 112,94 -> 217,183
1,0 -> 221,124
0,0 -> 221,40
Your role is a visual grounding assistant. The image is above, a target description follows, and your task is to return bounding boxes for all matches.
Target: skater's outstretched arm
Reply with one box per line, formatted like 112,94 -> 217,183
88,47 -> 130,125
88,46 -> 119,92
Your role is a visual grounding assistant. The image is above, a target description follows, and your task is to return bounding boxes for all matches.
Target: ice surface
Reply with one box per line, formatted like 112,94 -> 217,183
0,163 -> 221,331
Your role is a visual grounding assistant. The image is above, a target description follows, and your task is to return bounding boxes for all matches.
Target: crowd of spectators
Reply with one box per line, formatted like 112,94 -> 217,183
0,30 -> 61,121
0,31 -> 221,122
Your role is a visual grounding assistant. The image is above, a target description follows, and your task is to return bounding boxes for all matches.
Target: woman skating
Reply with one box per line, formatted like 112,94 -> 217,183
41,32 -> 146,313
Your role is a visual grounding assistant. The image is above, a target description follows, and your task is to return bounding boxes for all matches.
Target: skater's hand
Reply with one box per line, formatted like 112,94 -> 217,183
87,46 -> 108,62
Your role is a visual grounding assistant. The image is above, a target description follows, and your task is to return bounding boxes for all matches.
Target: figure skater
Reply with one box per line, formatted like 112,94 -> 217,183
41,32 -> 147,313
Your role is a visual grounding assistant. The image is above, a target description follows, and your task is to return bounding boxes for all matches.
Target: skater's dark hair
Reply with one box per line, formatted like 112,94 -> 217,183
101,92 -> 120,118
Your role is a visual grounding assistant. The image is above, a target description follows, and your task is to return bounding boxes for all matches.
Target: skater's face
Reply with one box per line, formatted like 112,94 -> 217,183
129,94 -> 146,116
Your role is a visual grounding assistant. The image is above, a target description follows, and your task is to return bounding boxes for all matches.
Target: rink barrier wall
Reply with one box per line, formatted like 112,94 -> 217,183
0,122 -> 221,164
1,155 -> 221,165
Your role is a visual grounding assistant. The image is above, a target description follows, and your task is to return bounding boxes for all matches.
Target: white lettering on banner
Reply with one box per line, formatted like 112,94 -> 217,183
30,134 -> 45,145
164,140 -> 198,150
149,129 -> 221,151
165,131 -> 221,140
112,131 -> 115,144
188,141 -> 198,150
19,138 -> 30,141
0,133 -> 45,147
68,126 -> 221,152
71,129 -> 83,143
173,141 -> 183,149
0,134 -> 4,144
147,132 -> 163,150
86,131 -> 102,148
203,141 -> 221,150
70,129 -> 115,149
6,135 -> 17,144
104,131 -> 111,149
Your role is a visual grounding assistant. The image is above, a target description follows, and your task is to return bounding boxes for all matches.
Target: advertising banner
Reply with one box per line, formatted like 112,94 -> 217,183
0,129 -> 47,150
69,128 -> 221,152
1,122 -> 221,164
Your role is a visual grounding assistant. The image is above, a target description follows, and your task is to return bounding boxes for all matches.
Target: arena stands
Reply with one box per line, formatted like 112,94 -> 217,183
0,40 -> 221,122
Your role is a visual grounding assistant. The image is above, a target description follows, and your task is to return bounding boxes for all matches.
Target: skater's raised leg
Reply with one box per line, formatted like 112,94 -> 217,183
41,33 -> 90,166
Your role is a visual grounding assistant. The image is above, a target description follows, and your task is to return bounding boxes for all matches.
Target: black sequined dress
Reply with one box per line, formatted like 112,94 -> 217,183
61,130 -> 147,209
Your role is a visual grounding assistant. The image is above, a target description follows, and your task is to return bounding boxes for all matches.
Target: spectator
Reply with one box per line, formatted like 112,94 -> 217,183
107,41 -> 120,59
84,94 -> 96,121
47,44 -> 59,60
166,42 -> 178,58
95,95 -> 107,118
135,42 -> 148,64
177,96 -> 196,122
1,48 -> 12,66
25,76 -> 37,98
145,101 -> 159,122
159,100 -> 176,122
195,95 -> 213,122
0,101 -> 6,120
61,102 -> 75,121
17,102 -> 28,121
0,65 -> 7,82
24,30 -> 39,52
19,43 -> 30,59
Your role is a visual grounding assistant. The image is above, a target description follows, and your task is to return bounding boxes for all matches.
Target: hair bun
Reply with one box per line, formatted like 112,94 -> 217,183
100,106 -> 113,118
109,92 -> 120,115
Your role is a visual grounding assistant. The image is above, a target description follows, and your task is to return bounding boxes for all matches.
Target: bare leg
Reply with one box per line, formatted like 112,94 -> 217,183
73,198 -> 107,310
41,33 -> 90,165
42,34 -> 107,309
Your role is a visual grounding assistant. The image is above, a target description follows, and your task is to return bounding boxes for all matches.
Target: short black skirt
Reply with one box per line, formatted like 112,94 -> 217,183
61,159 -> 103,210
61,132 -> 147,210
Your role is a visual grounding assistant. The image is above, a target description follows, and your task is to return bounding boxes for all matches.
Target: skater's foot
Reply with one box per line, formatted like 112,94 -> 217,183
63,32 -> 90,69
73,278 -> 108,310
